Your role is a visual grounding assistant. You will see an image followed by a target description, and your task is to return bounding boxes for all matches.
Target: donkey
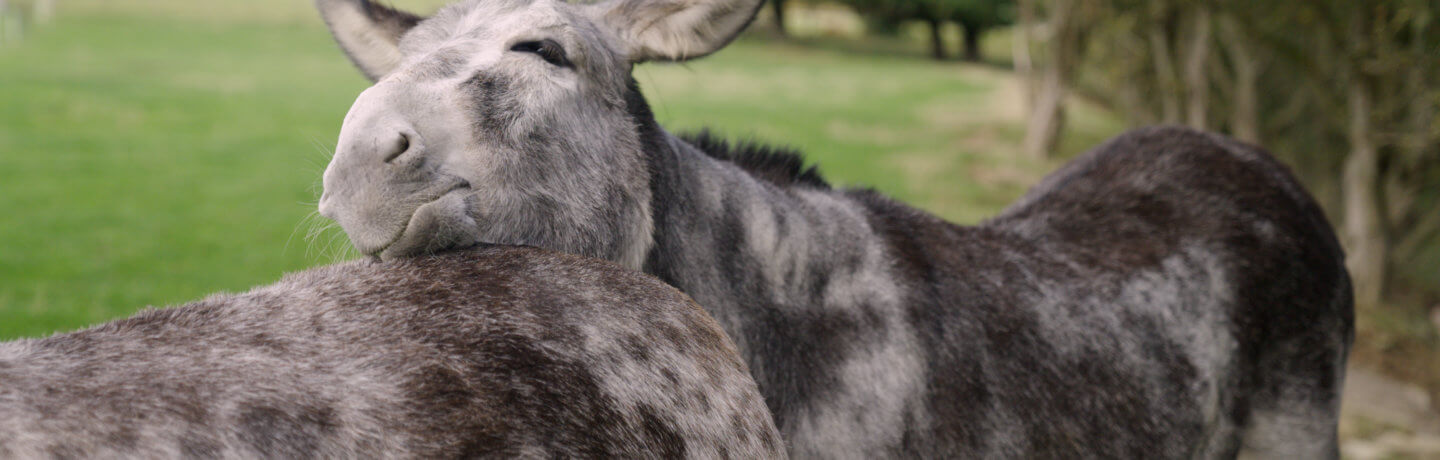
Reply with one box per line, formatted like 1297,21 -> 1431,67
0,245 -> 784,458
313,0 -> 1354,457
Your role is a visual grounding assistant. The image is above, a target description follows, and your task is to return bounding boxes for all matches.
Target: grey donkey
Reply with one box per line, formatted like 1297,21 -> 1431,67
0,246 -> 784,458
314,0 -> 1354,457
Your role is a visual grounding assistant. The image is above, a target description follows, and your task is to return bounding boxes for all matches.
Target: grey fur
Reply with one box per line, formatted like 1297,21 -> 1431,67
0,246 -> 785,458
316,0 -> 1353,457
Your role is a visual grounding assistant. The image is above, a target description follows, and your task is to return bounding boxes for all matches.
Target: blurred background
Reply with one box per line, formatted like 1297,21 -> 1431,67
1,0 -> 1436,456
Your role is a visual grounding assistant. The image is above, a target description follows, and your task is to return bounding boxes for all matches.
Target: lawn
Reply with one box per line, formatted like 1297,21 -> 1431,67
0,0 -> 1123,340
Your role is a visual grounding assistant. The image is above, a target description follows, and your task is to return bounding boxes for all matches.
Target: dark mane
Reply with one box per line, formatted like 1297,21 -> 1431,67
679,130 -> 831,189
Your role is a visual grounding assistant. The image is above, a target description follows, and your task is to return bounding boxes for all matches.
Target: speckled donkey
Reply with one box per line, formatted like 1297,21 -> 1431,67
315,0 -> 1354,457
0,246 -> 784,458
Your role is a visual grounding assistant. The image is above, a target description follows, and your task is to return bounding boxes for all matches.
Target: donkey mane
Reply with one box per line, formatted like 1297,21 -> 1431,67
679,130 -> 831,189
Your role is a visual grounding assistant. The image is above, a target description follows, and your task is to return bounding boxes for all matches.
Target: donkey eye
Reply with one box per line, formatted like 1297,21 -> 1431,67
510,40 -> 570,68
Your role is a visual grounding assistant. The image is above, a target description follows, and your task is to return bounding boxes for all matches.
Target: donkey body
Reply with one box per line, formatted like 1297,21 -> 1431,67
636,127 -> 1353,458
0,246 -> 783,458
314,0 -> 1353,457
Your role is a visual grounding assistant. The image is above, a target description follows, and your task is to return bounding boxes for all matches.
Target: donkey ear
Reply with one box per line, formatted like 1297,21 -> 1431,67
315,0 -> 423,81
594,0 -> 764,63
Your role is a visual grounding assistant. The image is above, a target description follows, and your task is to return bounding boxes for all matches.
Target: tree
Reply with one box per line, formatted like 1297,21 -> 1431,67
1074,0 -> 1440,308
840,0 -> 940,57
1181,5 -> 1211,129
1337,0 -> 1440,308
1216,12 -> 1260,143
1250,0 -> 1440,308
840,0 -> 1014,62
771,0 -> 788,37
945,0 -> 1016,62
1021,0 -> 1100,159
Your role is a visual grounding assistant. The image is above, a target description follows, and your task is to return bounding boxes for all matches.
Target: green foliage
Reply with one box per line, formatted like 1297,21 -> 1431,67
945,0 -> 1016,30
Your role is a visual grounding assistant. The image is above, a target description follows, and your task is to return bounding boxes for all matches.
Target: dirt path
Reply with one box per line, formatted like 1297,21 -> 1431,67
1341,366 -> 1440,459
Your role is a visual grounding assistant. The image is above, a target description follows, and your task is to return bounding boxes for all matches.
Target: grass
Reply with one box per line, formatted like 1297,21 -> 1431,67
0,0 -> 1125,341
0,15 -> 355,337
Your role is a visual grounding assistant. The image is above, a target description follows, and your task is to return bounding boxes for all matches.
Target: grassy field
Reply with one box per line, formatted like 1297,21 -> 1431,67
0,0 -> 1123,340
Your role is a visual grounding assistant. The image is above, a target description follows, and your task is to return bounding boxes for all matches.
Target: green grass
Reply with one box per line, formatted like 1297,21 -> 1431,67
0,13 -> 360,337
0,1 -> 1123,340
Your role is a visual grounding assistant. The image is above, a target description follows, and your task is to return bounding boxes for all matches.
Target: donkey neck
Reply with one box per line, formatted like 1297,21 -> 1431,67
640,125 -> 907,341
637,122 -> 931,455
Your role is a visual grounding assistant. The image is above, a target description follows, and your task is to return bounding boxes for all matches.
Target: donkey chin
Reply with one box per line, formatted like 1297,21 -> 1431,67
319,177 -> 479,259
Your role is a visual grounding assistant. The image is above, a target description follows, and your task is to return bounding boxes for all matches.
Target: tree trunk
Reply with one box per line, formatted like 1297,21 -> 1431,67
1024,65 -> 1067,159
1022,0 -> 1089,160
1147,7 -> 1181,124
770,0 -> 786,38
1219,14 -> 1259,143
1014,0 -> 1036,107
1182,8 -> 1212,130
1023,0 -> 1079,160
1343,78 -> 1387,309
927,18 -> 947,60
960,23 -> 983,62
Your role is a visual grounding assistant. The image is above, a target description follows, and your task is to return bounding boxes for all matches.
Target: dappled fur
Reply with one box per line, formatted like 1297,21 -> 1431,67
314,0 -> 1353,456
0,246 -> 784,458
639,122 -> 1353,458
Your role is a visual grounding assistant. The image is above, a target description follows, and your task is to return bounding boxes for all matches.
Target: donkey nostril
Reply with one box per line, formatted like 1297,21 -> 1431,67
382,132 -> 412,164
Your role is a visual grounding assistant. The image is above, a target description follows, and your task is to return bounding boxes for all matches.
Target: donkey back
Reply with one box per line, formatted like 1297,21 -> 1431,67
0,246 -> 783,458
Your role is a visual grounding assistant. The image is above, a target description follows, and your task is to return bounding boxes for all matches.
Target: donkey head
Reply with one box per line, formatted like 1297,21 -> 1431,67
315,0 -> 762,267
